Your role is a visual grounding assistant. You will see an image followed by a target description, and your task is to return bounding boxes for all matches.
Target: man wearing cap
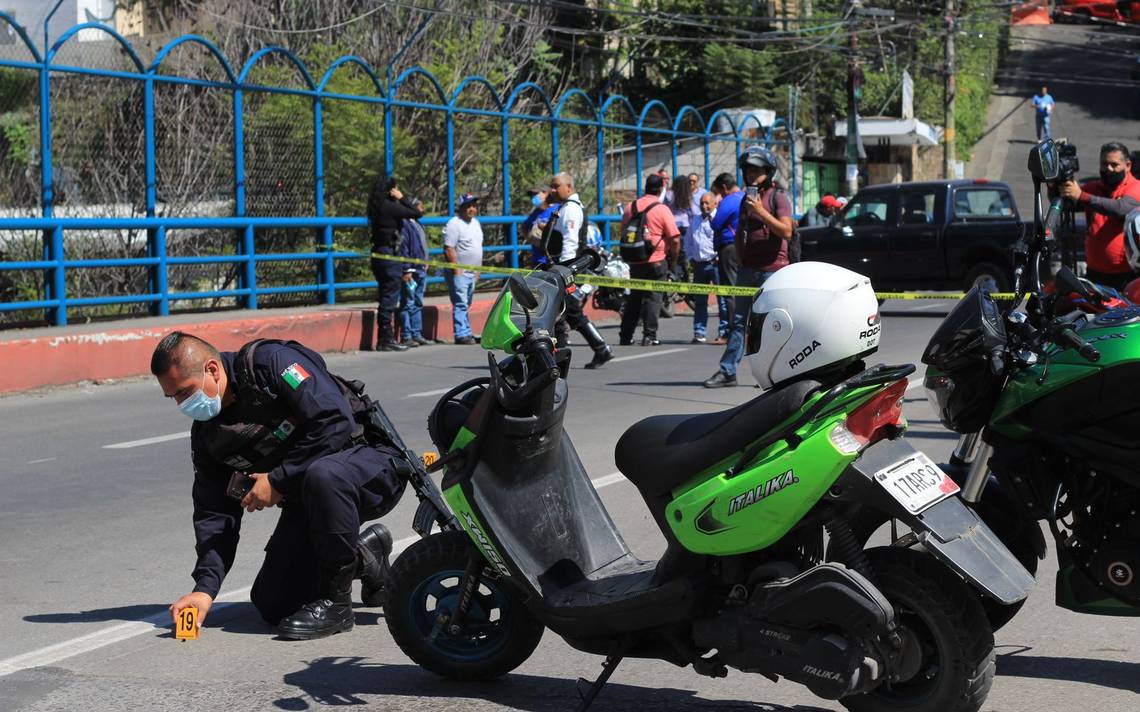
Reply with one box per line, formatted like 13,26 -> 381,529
443,193 -> 484,345
799,194 -> 840,229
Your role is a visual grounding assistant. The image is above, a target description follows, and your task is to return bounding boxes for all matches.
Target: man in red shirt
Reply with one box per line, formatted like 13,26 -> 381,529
704,146 -> 795,388
1060,141 -> 1140,289
619,174 -> 681,346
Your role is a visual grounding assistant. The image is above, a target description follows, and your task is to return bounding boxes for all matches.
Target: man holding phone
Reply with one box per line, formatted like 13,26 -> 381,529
151,332 -> 407,640
704,146 -> 795,388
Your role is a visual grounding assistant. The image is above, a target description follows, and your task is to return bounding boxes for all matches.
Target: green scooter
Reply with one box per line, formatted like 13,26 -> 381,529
386,252 -> 1033,712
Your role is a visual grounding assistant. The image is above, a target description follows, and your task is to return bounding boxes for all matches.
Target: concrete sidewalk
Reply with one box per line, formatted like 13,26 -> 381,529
0,291 -> 648,394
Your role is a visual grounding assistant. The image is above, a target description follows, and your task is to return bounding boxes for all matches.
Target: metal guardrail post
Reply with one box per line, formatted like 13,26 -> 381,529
233,81 -> 254,310
50,225 -> 65,325
144,71 -> 165,315
313,89 -> 334,305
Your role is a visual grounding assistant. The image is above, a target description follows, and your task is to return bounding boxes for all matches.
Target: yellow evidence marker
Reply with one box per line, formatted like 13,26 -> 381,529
421,452 -> 439,467
175,607 -> 199,641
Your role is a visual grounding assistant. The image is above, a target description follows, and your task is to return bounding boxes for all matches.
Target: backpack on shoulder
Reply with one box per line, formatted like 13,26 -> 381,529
619,202 -> 664,263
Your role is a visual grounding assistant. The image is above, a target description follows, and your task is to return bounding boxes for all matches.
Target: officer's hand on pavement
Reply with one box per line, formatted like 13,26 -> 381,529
170,591 -> 213,629
1060,180 -> 1082,201
241,472 -> 282,512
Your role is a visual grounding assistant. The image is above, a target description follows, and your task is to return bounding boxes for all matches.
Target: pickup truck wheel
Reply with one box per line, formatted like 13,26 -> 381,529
963,263 -> 1011,295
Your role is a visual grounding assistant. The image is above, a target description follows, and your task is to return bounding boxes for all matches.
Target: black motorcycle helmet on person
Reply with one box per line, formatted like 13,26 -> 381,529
739,145 -> 778,181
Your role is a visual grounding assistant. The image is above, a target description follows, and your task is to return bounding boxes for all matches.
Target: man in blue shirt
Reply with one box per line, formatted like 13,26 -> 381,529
709,172 -> 744,337
1032,85 -> 1055,141
522,187 -> 560,266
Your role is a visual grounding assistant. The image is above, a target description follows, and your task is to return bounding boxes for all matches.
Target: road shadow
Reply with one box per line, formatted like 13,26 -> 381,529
274,658 -> 831,711
997,648 -> 1140,694
23,603 -> 168,624
214,603 -> 386,637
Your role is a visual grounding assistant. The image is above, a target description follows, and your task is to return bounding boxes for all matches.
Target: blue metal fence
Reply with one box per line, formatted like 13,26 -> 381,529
0,13 -> 796,327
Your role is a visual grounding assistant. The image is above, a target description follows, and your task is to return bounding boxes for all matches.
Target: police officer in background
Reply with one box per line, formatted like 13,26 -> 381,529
544,171 -> 613,369
152,332 -> 406,640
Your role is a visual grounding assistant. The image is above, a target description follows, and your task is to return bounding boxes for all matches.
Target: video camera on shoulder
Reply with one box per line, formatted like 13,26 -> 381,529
1029,138 -> 1079,187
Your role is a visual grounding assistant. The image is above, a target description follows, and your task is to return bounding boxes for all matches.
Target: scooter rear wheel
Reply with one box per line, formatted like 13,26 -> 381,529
840,547 -> 995,712
385,531 -> 544,680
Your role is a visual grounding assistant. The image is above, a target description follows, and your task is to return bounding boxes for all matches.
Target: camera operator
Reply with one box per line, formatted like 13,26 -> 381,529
1060,142 -> 1140,289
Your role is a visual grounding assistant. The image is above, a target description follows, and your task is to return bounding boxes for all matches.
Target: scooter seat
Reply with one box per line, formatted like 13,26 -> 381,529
615,379 -> 822,498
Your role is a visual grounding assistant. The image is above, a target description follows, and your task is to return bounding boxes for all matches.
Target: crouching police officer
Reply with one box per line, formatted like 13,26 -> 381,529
152,332 -> 407,640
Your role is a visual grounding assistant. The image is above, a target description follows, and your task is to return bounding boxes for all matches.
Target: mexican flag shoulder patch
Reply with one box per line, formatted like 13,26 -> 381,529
281,362 -> 311,390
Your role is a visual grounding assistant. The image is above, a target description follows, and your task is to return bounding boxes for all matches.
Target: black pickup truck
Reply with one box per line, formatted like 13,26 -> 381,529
799,179 -> 1030,292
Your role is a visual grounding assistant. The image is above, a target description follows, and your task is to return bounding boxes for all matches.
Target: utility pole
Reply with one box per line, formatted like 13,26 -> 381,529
944,0 -> 957,179
845,5 -> 863,196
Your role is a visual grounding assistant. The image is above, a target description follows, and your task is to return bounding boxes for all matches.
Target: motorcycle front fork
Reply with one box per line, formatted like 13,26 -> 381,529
951,430 -> 993,505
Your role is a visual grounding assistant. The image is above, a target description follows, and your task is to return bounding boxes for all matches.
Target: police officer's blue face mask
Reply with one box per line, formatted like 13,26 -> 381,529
178,366 -> 223,421
531,193 -> 544,208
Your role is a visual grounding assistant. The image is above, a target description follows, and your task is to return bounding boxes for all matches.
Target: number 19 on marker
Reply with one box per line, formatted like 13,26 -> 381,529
175,607 -> 199,640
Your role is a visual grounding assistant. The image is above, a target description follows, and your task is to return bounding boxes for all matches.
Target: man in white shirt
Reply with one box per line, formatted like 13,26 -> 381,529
442,193 -> 484,345
544,172 -> 613,369
683,191 -> 728,343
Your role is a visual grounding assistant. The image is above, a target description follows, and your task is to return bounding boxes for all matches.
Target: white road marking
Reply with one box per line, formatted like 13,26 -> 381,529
610,347 -> 688,363
26,457 -> 57,464
908,302 -> 948,312
103,432 -> 190,449
0,584 -> 250,678
906,379 -> 924,392
404,387 -> 454,399
591,472 -> 627,489
0,471 -> 632,677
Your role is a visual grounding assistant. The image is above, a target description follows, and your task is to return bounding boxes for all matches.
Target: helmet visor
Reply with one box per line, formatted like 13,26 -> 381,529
745,311 -> 767,356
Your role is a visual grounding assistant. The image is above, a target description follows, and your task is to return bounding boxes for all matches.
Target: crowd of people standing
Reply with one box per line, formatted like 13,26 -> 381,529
365,146 -> 847,381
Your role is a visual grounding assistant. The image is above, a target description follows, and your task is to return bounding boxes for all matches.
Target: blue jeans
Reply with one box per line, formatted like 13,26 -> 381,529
1036,113 -> 1051,141
446,271 -> 476,338
690,259 -> 728,337
719,268 -> 777,377
399,273 -> 426,339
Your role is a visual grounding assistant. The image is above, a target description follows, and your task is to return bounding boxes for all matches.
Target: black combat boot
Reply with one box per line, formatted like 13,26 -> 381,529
579,323 -> 613,370
357,523 -> 393,608
276,562 -> 356,640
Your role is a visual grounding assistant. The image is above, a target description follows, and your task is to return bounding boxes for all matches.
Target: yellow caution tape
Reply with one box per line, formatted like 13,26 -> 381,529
367,252 -> 1015,301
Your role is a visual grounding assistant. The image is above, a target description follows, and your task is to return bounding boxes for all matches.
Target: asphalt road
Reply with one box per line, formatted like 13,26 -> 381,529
0,301 -> 1136,712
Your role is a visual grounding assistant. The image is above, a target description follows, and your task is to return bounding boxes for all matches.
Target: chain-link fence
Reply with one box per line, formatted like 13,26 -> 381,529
0,14 -> 796,328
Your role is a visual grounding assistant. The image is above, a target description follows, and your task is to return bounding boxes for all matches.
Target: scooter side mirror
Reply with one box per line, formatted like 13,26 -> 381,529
507,273 -> 539,311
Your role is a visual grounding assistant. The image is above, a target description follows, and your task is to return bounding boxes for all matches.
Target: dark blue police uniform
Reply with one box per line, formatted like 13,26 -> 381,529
189,341 -> 406,625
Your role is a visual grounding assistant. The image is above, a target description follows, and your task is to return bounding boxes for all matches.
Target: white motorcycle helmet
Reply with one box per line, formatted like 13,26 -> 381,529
1124,208 -> 1140,272
745,262 -> 882,390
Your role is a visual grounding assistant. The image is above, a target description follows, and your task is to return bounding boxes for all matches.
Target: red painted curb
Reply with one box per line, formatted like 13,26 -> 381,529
0,294 -> 647,394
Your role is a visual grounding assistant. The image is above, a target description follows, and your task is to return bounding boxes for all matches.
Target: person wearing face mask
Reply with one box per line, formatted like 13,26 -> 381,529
151,332 -> 407,641
522,185 -> 560,267
1060,141 -> 1140,289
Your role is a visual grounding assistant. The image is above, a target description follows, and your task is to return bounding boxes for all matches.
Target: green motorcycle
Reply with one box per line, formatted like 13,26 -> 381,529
387,252 -> 1032,712
922,139 -> 1140,629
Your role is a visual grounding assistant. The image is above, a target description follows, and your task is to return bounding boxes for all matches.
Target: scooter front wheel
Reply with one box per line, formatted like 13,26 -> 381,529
385,531 -> 544,680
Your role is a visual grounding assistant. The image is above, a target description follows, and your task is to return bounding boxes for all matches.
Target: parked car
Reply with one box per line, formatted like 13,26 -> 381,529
1057,0 -> 1140,23
799,179 -> 1029,293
